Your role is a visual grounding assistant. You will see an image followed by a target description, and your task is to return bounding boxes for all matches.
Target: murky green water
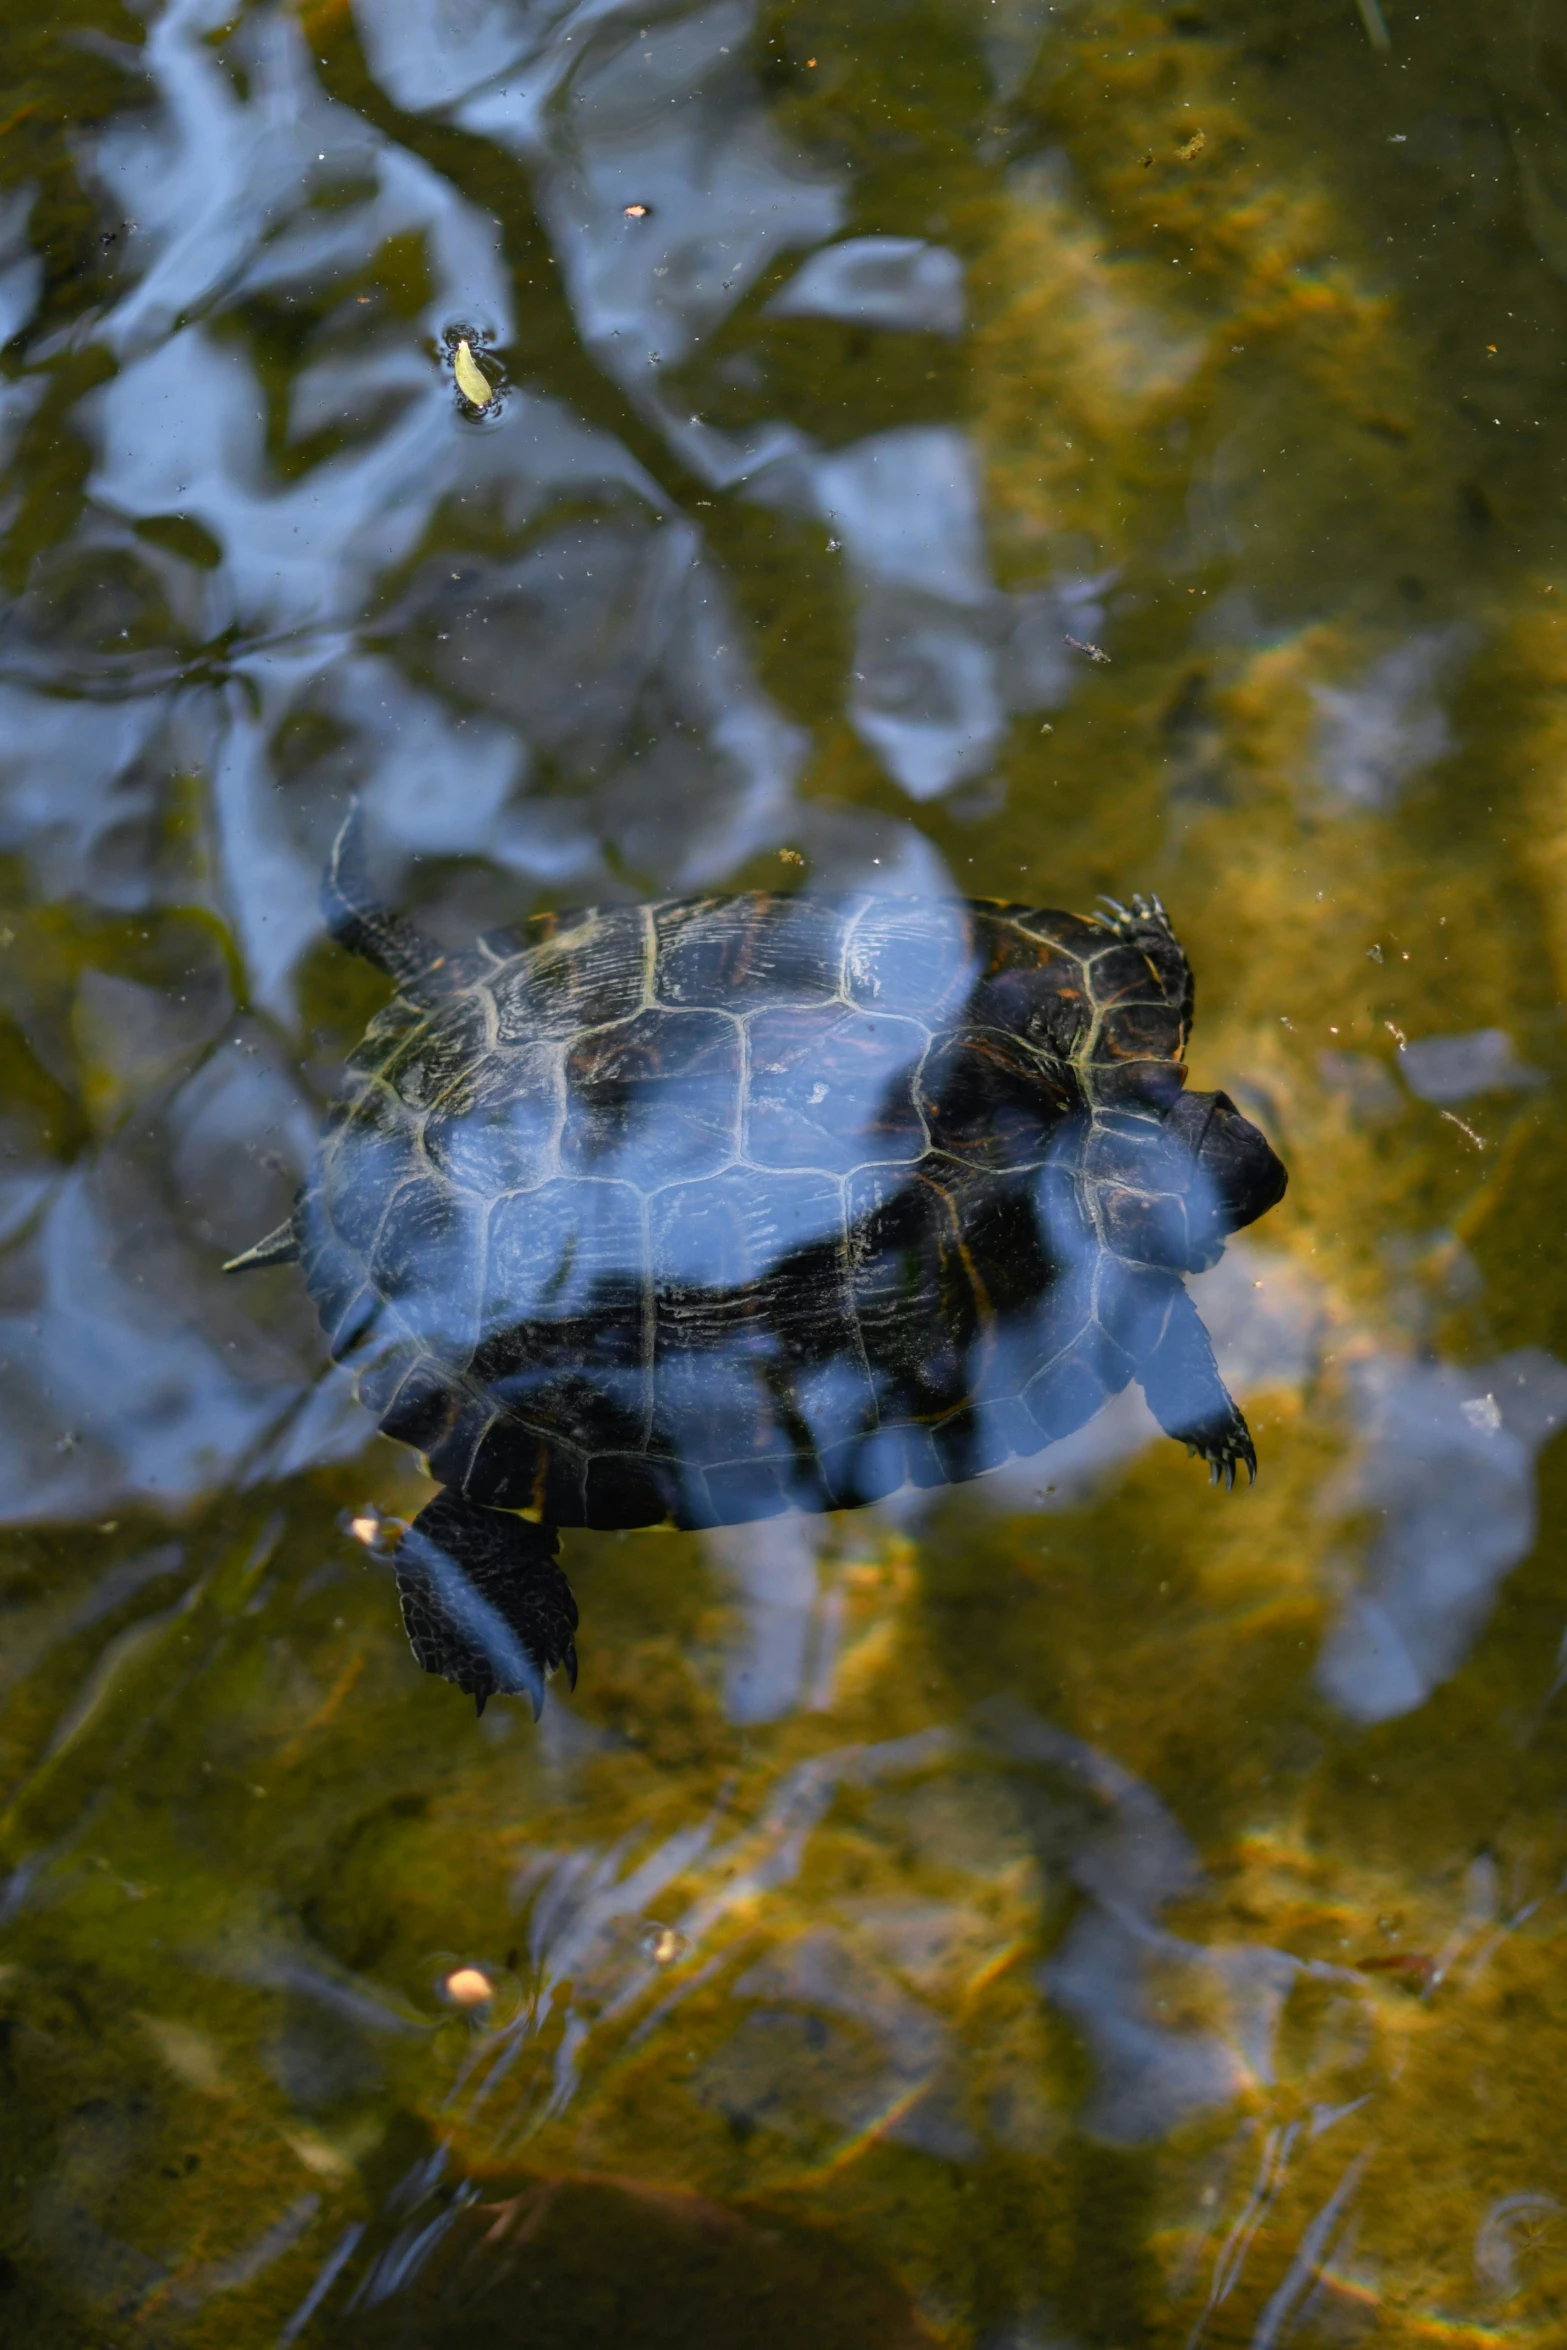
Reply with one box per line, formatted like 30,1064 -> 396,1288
6,0 -> 1567,2340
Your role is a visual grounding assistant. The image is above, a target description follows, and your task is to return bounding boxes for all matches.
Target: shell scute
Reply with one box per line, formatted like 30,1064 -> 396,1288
373,993 -> 493,1112
562,1007 -> 741,1183
462,1417 -> 551,1510
320,1107 -> 423,1257
842,898 -> 976,1021
378,1358 -> 465,1455
345,996 -> 424,1079
1014,907 -> 1109,959
701,1455 -> 797,1525
794,1351 -> 883,1474
483,1178 -> 649,1362
490,907 -> 649,1044
744,1004 -> 928,1172
1085,941 -> 1171,1010
649,1165 -> 844,1296
962,927 -> 1093,1057
422,1044 -> 561,1195
843,1166 -> 983,1414
368,1175 -> 487,1360
898,1423 -> 949,1489
584,1450 -> 682,1531
1091,998 -> 1186,1067
1022,1346 -> 1116,1444
917,1029 -> 1073,1170
355,1340 -> 422,1419
466,1417 -> 586,1521
651,1337 -> 799,1508
652,893 -> 846,1008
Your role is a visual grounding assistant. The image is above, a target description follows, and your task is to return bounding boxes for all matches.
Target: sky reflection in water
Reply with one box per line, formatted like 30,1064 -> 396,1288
5,0 -> 1567,2340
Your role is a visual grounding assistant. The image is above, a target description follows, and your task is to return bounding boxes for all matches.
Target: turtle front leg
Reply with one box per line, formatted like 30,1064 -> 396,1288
1135,1284 -> 1255,1489
394,1490 -> 579,1717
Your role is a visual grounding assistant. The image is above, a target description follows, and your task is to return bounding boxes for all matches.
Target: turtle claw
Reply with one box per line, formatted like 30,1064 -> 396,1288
1172,1416 -> 1256,1492
1097,891 -> 1173,940
1194,1426 -> 1254,1492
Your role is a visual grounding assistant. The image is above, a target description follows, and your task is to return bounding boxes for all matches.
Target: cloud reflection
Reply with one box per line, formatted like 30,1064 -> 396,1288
1317,1349 -> 1567,1723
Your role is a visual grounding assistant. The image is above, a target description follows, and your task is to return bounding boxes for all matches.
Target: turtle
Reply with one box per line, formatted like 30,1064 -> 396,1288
227,812 -> 1287,1717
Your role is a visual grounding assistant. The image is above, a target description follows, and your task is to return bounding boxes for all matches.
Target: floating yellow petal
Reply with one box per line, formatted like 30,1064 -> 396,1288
453,338 -> 492,408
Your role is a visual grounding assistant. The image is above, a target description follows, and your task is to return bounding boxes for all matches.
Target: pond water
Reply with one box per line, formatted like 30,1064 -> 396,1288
5,0 -> 1567,2340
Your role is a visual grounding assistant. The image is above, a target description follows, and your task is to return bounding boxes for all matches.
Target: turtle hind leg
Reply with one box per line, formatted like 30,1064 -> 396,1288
394,1490 -> 578,1719
1135,1284 -> 1256,1491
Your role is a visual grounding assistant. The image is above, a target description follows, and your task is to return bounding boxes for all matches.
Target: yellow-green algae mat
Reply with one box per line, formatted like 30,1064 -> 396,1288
4,0 -> 1567,2340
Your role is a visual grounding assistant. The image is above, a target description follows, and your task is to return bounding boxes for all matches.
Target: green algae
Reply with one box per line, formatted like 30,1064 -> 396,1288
5,0 -> 1567,2343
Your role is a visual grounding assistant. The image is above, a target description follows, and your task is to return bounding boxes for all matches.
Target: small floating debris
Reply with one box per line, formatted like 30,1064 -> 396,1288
452,337 -> 493,409
1355,1950 -> 1435,1990
443,1965 -> 494,2006
1440,1108 -> 1487,1150
640,1925 -> 687,1965
1065,634 -> 1111,665
1175,130 -> 1206,162
778,846 -> 804,866
623,201 -> 651,220
340,1503 -> 402,1556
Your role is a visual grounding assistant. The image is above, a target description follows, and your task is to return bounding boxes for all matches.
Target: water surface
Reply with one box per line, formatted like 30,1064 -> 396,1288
5,0 -> 1567,2340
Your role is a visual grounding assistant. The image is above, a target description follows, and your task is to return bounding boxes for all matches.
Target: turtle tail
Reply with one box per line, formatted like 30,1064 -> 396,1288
322,803 -> 447,994
222,1219 -> 300,1274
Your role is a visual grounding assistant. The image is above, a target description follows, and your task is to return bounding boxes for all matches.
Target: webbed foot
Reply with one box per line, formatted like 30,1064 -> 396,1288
394,1490 -> 578,1718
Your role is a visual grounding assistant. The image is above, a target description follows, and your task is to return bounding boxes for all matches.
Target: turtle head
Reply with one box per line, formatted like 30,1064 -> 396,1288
1045,1089 -> 1286,1277
1163,1089 -> 1287,1258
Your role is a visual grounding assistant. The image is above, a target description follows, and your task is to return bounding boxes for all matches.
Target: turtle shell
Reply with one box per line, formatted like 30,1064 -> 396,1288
297,891 -> 1196,1531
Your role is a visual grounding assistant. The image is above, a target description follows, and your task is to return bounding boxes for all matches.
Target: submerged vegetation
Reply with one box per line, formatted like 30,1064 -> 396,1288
3,0 -> 1567,2340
